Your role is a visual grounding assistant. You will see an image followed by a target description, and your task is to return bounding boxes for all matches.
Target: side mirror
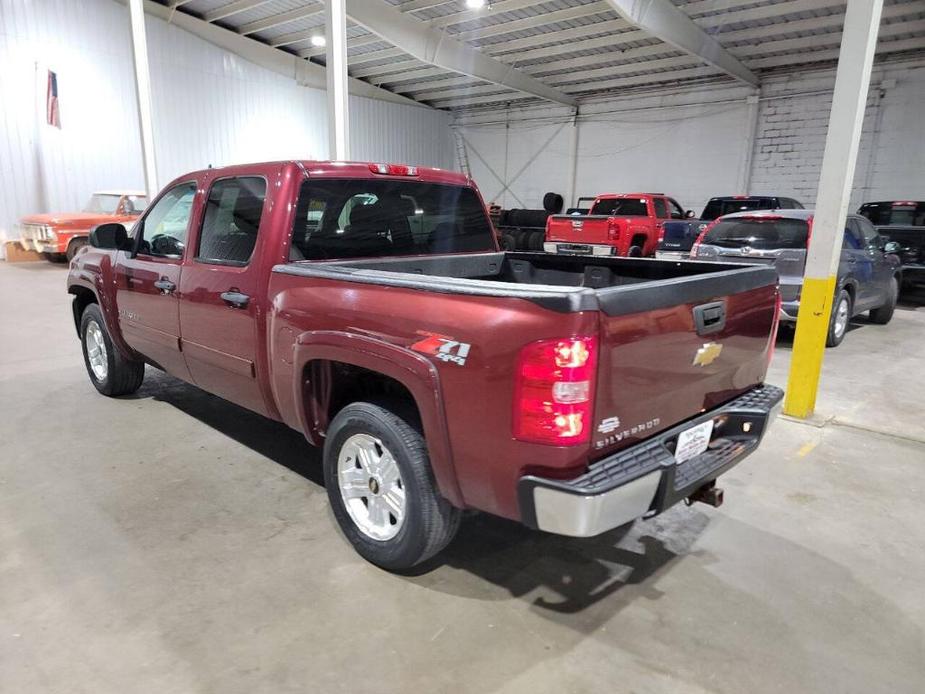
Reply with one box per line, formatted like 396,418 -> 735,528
883,240 -> 901,254
89,223 -> 131,251
685,210 -> 696,218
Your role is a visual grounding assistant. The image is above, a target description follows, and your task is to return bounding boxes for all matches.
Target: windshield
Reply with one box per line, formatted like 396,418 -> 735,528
858,202 -> 925,226
590,198 -> 648,216
290,179 -> 495,260
701,199 -> 775,221
83,194 -> 121,214
703,218 -> 809,250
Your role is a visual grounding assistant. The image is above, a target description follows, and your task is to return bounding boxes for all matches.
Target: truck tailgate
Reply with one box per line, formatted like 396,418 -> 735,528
547,215 -> 613,244
590,278 -> 779,456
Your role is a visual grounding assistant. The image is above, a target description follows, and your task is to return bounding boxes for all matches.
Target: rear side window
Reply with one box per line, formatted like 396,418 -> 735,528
289,179 -> 495,260
653,198 -> 668,219
590,198 -> 648,216
197,177 -> 267,266
703,218 -> 809,250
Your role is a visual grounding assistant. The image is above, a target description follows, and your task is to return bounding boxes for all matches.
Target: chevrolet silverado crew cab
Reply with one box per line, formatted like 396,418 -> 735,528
68,161 -> 782,571
544,193 -> 693,258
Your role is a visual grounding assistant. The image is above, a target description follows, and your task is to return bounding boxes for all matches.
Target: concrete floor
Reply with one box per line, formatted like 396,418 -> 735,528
1,260 -> 924,694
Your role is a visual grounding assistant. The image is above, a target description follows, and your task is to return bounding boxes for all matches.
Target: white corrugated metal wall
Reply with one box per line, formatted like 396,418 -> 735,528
0,0 -> 455,243
457,57 -> 925,215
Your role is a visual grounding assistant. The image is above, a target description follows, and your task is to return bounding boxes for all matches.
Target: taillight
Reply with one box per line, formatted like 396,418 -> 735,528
657,224 -> 665,244
607,217 -> 620,241
690,220 -> 715,258
514,336 -> 597,445
767,290 -> 782,366
806,216 -> 814,248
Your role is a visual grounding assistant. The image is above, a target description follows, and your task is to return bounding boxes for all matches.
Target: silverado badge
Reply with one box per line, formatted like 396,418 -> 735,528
692,342 -> 723,367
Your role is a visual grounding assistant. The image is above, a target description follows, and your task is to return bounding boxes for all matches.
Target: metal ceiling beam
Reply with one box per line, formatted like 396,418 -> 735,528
603,0 -> 759,86
141,0 -> 423,108
344,0 -> 577,106
203,0 -> 272,23
237,4 -> 323,36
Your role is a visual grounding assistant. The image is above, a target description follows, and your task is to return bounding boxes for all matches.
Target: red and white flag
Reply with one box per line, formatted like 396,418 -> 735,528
46,70 -> 61,128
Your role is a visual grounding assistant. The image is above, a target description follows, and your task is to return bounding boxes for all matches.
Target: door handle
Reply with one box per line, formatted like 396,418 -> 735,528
154,278 -> 176,293
220,290 -> 250,308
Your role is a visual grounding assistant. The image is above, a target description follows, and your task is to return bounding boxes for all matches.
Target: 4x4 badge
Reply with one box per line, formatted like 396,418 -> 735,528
411,333 -> 471,366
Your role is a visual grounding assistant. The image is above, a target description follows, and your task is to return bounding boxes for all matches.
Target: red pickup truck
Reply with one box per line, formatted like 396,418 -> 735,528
545,193 -> 692,258
67,161 -> 782,571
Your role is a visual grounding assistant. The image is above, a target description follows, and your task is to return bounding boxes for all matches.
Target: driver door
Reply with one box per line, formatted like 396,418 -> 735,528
114,181 -> 199,381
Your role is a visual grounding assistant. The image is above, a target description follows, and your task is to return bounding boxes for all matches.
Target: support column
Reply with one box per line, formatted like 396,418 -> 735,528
784,0 -> 883,418
566,108 -> 580,209
128,0 -> 158,199
738,92 -> 760,194
325,0 -> 350,160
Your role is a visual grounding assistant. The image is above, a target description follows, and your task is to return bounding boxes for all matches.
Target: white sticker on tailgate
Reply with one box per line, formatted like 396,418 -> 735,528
674,419 -> 714,464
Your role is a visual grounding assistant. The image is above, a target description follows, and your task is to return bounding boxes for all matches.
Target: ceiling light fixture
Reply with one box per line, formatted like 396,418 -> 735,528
465,0 -> 486,9
310,34 -> 326,48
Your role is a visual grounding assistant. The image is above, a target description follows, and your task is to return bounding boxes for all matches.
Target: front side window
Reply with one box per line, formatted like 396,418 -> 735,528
136,182 -> 197,258
290,179 -> 494,260
855,216 -> 881,247
668,198 -> 685,219
197,177 -> 267,266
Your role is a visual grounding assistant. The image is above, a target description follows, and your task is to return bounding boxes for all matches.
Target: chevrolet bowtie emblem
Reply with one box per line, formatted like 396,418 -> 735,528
693,342 -> 723,367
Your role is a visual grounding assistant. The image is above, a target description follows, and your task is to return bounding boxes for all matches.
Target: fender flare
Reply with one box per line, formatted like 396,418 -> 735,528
67,266 -> 135,361
291,330 -> 463,508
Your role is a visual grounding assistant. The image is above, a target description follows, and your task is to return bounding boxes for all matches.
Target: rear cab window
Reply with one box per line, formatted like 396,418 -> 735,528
703,217 -> 809,250
289,179 -> 495,260
591,197 -> 649,216
858,202 -> 925,226
701,198 -> 776,221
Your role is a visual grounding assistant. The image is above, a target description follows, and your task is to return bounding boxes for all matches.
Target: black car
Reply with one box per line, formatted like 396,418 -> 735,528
857,201 -> 925,287
658,196 -> 805,259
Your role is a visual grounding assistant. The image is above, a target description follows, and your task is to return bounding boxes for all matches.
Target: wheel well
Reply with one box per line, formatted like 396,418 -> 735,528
69,286 -> 97,336
304,360 -> 421,438
631,233 -> 647,248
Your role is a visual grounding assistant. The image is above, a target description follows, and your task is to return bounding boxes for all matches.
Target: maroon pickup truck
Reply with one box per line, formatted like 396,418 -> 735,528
67,161 -> 783,571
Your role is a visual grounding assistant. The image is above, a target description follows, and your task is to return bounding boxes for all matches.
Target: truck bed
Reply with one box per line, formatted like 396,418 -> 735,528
277,251 -> 777,316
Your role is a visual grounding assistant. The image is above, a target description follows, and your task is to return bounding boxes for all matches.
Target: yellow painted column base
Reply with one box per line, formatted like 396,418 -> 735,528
784,275 -> 838,418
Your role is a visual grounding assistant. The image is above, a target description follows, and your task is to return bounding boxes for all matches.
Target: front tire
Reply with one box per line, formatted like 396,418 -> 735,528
323,401 -> 462,571
80,304 -> 145,396
869,277 -> 898,324
826,289 -> 851,347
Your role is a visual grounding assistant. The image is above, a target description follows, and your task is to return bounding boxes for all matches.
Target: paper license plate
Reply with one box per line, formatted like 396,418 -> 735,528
674,419 -> 714,464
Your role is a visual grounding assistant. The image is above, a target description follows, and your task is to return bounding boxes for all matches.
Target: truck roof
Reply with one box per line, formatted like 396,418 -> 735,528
595,192 -> 663,199
181,160 -> 470,186
721,209 -> 815,221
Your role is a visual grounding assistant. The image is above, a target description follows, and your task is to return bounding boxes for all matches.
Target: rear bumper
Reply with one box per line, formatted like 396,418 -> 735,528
518,384 -> 784,537
543,242 -> 616,256
655,250 -> 691,260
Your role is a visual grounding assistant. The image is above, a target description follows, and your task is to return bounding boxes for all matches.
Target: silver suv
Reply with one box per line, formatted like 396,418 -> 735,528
691,210 -> 902,347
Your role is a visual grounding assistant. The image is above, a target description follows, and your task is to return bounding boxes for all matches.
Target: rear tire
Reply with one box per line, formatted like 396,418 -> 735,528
500,234 -> 516,251
826,289 -> 851,347
323,400 -> 462,571
66,237 -> 88,261
627,245 -> 643,257
80,303 -> 145,396
868,277 -> 898,325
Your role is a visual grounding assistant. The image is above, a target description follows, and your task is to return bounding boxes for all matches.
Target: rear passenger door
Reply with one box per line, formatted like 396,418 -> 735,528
843,219 -> 877,309
855,215 -> 895,306
177,175 -> 270,416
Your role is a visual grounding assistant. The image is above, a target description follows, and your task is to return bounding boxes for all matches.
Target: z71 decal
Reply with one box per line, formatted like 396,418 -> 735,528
410,332 -> 471,367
